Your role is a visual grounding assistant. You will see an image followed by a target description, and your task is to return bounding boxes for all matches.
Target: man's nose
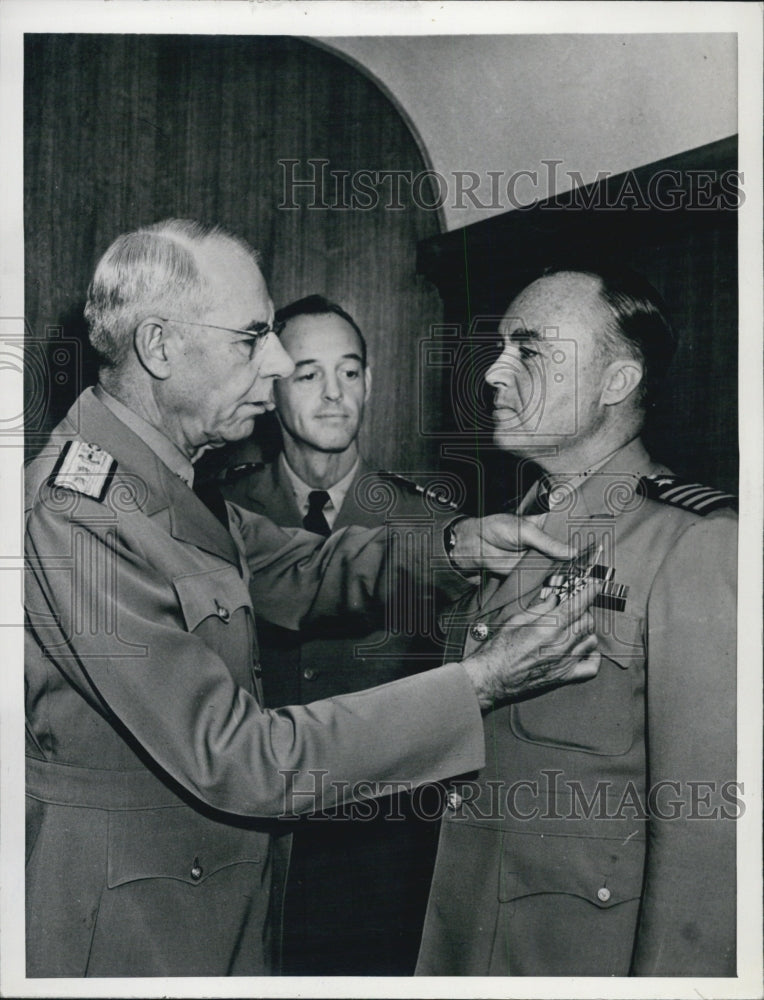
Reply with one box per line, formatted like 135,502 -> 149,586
322,372 -> 342,401
259,332 -> 295,379
485,353 -> 517,389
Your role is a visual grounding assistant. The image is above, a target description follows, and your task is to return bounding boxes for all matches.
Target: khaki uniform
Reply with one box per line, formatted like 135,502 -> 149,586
24,388 -> 484,977
416,439 -> 737,977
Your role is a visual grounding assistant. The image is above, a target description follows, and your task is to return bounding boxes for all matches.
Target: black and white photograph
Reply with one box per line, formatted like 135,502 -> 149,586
1,1 -> 761,997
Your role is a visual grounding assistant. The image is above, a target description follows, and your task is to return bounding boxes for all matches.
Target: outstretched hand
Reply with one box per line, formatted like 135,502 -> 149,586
460,579 -> 602,711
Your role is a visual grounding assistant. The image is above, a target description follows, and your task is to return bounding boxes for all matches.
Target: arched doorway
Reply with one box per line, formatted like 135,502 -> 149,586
24,33 -> 444,471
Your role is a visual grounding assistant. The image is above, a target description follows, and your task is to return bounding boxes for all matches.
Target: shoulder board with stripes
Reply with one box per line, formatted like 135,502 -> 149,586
207,461 -> 266,485
377,471 -> 461,511
637,474 -> 737,514
48,440 -> 118,502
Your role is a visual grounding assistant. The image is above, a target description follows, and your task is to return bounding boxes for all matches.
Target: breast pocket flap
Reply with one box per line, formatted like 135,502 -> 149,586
107,807 -> 265,888
173,565 -> 251,632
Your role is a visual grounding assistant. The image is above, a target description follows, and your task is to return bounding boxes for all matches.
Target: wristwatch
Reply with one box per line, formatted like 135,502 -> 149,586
443,515 -> 470,567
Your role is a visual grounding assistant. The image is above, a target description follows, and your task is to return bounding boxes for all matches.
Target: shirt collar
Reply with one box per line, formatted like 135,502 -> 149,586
517,438 -> 653,514
279,452 -> 360,525
94,384 -> 196,487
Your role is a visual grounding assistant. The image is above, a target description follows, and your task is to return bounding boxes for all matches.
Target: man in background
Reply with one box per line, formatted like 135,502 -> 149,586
416,265 -> 738,977
224,295 -> 444,975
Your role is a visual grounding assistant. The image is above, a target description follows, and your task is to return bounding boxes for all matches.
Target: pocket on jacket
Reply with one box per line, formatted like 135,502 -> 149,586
173,565 -> 251,633
107,806 -> 267,888
509,613 -> 644,756
499,828 -> 645,907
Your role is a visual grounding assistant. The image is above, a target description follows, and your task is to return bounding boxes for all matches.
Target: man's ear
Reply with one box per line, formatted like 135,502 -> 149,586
363,365 -> 372,400
134,316 -> 172,379
600,358 -> 643,406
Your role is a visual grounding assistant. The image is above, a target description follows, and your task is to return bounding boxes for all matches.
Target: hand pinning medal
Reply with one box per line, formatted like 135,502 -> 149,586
540,544 -> 604,605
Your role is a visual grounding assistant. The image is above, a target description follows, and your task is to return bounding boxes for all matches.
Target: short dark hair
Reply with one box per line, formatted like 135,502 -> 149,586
275,295 -> 367,367
542,263 -> 678,407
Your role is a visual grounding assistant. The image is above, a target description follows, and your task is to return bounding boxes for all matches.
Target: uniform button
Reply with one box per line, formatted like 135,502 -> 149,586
597,886 -> 611,902
252,660 -> 262,677
215,601 -> 230,622
303,668 -> 317,681
470,622 -> 490,641
190,860 -> 203,881
445,790 -> 462,811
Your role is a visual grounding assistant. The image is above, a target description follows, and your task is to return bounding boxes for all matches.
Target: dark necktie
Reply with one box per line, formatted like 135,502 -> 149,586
303,490 -> 331,536
193,480 -> 230,530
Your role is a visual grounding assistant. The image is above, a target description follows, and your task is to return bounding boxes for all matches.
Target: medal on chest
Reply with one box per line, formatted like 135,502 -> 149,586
538,543 -> 630,613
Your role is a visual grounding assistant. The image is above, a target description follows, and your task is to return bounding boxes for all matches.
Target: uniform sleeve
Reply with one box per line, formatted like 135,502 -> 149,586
25,497 -> 484,818
229,502 -> 469,629
631,513 -> 737,975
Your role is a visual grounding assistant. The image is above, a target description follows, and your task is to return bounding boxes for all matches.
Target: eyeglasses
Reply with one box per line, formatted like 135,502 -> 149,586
158,316 -> 285,342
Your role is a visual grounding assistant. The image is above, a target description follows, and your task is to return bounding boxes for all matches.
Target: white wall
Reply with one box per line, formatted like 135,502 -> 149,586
320,34 -> 737,230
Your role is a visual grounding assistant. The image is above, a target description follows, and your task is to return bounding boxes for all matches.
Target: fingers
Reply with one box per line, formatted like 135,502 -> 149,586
558,578 -> 603,618
481,514 -> 581,560
564,648 -> 601,682
569,633 -> 599,657
506,593 -> 561,628
553,637 -> 600,686
525,591 -> 561,615
572,609 -> 595,638
552,616 -> 597,658
518,517 -> 581,560
557,587 -> 599,651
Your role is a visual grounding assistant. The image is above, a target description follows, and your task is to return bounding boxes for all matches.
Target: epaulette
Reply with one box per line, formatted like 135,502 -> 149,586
48,440 -> 117,502
377,470 -> 461,511
637,474 -> 737,514
202,461 -> 266,486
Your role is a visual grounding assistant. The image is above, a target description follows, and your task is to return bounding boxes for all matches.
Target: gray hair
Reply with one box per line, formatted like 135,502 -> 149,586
84,219 -> 260,368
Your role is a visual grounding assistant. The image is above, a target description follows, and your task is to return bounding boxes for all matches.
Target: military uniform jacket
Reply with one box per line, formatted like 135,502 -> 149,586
416,438 -> 737,977
24,388 -> 484,978
223,458 -> 445,705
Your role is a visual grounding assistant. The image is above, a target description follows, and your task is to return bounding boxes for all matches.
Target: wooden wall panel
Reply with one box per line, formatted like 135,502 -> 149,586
24,34 -> 443,471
